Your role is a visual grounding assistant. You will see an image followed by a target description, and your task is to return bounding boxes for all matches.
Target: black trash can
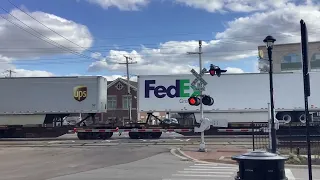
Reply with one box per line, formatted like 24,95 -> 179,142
232,150 -> 288,180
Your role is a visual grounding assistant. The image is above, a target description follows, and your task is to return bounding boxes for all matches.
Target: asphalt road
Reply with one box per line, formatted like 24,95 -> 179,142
0,139 -> 317,180
45,151 -> 318,180
0,145 -> 167,180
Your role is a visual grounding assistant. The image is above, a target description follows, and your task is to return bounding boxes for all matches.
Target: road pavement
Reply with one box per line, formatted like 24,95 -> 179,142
46,150 -> 319,180
0,145 -> 167,180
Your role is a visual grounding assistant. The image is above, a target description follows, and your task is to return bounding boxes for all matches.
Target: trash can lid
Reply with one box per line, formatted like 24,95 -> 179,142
231,150 -> 288,160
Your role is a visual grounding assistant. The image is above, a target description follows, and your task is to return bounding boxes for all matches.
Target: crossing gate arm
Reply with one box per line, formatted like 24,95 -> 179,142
75,128 -> 193,133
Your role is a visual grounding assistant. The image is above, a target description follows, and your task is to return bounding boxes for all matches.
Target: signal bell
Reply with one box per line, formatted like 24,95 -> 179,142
202,95 -> 214,106
188,96 -> 201,106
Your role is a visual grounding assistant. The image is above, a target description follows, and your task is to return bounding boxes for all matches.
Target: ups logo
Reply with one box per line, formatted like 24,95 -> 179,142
73,86 -> 87,102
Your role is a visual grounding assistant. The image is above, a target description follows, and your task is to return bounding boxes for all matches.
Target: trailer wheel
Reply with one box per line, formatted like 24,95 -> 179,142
100,132 -> 113,139
77,132 -> 87,140
129,132 -> 140,139
150,132 -> 162,139
297,112 -> 306,123
277,112 -> 292,124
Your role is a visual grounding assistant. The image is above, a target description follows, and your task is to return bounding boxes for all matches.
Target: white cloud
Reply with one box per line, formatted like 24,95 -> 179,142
86,0 -> 149,11
88,2 -> 320,76
174,0 -> 303,13
0,9 -> 93,59
0,8 -> 93,77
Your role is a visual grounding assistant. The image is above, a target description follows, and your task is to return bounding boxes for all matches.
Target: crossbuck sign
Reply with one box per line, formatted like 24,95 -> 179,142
190,68 -> 208,91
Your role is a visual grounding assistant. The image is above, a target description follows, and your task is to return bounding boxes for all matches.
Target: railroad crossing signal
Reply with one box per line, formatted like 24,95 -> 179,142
191,68 -> 208,91
188,96 -> 201,106
188,95 -> 214,106
209,64 -> 227,77
202,95 -> 214,106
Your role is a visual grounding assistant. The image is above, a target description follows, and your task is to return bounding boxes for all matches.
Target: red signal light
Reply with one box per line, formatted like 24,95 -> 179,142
209,69 -> 215,76
188,97 -> 200,106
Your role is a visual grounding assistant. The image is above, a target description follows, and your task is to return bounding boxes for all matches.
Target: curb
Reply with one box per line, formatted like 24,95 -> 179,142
176,148 -> 232,164
169,149 -> 189,161
175,148 -> 320,169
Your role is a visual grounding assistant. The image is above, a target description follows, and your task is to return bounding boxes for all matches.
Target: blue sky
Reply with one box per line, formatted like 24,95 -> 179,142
0,0 -> 318,79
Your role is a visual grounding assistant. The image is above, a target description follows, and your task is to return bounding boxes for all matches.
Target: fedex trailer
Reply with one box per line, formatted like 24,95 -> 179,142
138,71 -> 320,126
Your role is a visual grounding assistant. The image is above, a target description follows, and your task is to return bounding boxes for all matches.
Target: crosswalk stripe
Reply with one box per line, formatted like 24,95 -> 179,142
185,168 -> 236,171
178,171 -> 234,175
172,174 -> 232,178
194,163 -> 237,167
189,165 -> 238,169
285,169 -> 295,180
163,179 -> 214,180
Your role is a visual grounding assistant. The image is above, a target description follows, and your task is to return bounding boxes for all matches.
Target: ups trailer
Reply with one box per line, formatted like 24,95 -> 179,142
0,76 -> 108,138
74,71 -> 320,140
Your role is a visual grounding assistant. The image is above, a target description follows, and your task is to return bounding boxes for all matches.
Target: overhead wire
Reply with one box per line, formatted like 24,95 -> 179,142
6,0 -> 97,55
0,5 -> 98,63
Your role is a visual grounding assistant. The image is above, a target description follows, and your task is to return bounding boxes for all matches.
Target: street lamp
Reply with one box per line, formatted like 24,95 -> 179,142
263,35 -> 277,153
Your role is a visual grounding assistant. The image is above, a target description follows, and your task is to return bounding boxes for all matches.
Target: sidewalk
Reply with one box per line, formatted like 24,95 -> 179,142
179,147 -> 249,164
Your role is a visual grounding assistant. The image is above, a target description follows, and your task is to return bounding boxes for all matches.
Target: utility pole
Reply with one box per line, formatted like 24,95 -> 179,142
3,69 -> 16,78
187,40 -> 206,152
119,56 -> 137,124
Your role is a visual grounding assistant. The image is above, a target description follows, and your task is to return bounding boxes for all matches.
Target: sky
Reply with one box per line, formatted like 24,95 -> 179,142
0,0 -> 319,81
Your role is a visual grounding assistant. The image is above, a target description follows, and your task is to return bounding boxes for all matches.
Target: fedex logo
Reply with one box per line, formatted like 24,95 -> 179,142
144,79 -> 200,98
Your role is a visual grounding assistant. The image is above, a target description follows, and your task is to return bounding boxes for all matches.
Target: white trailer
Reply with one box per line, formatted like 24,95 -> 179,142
0,76 -> 108,138
138,72 -> 320,125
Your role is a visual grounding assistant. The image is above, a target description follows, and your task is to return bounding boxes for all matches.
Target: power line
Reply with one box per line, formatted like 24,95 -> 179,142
7,0 -> 97,55
0,5 -> 98,62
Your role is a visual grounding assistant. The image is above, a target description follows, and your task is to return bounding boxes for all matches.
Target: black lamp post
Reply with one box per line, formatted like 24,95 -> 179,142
263,35 -> 277,153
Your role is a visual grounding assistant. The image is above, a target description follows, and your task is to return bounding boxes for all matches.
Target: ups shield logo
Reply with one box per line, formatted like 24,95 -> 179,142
73,86 -> 87,102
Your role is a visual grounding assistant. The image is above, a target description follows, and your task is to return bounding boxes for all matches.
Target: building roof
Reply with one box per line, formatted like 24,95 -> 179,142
107,77 -> 137,91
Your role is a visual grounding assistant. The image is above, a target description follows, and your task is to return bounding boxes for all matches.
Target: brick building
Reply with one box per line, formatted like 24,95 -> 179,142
98,77 -> 138,125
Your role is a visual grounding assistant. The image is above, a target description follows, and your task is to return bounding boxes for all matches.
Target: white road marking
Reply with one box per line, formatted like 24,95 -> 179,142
285,169 -> 295,180
185,168 -> 236,171
189,165 -> 238,169
219,156 -> 225,160
167,162 -> 238,180
194,163 -> 236,167
178,171 -> 234,175
172,174 -> 231,178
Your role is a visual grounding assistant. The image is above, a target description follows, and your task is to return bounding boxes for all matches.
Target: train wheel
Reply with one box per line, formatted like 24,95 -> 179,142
150,132 -> 162,139
77,132 -> 87,140
129,132 -> 140,139
100,132 -> 113,139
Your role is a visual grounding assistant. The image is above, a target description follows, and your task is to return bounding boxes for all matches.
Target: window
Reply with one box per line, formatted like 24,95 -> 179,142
107,96 -> 117,109
122,95 -> 132,109
282,53 -> 301,63
116,82 -> 124,90
311,53 -> 320,69
281,53 -> 302,71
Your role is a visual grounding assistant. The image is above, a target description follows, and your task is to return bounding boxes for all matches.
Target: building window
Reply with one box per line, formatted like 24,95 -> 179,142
282,53 -> 300,63
281,53 -> 302,71
122,95 -> 132,109
116,82 -> 124,91
311,53 -> 320,70
107,96 -> 117,109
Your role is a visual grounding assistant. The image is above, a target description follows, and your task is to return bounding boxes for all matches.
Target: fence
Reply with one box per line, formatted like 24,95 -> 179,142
252,122 -> 320,157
